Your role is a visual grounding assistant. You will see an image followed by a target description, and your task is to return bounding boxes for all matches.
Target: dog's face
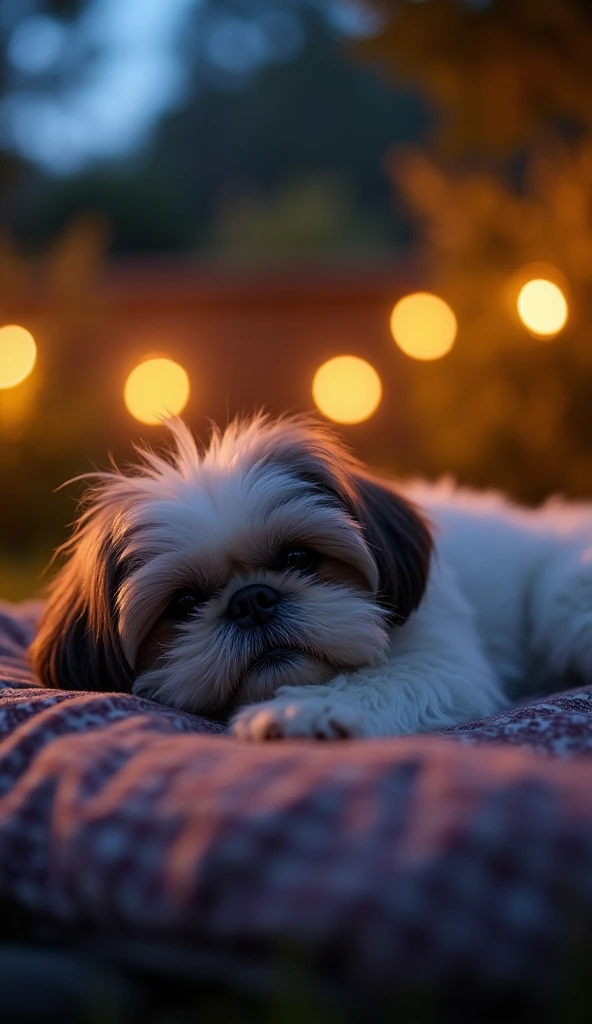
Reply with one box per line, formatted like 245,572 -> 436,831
30,417 -> 432,717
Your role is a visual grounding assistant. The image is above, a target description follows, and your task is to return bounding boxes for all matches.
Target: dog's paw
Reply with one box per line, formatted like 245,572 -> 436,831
230,696 -> 367,741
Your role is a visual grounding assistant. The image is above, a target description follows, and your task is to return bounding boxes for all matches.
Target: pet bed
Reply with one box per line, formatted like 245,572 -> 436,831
0,600 -> 591,1017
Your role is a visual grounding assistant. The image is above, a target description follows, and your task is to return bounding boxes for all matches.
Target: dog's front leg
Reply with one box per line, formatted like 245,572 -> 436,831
230,565 -> 507,740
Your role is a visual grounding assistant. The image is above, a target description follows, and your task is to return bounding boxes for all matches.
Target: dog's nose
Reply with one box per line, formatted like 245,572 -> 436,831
227,584 -> 279,628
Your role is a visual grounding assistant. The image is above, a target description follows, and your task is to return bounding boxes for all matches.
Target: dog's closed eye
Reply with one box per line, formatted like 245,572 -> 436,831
276,547 -> 320,575
163,590 -> 207,621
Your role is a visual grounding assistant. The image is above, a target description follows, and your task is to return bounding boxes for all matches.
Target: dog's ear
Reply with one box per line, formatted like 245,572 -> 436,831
258,417 -> 433,621
352,473 -> 433,623
29,523 -> 134,694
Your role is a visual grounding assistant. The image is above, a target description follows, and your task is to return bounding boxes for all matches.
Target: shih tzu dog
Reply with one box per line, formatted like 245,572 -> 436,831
30,415 -> 592,740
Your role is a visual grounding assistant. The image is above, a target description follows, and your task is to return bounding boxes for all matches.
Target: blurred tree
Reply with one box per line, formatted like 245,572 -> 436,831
0,214 -> 110,550
208,174 -> 391,258
0,0 -> 92,224
391,143 -> 592,500
358,0 -> 592,154
357,0 -> 592,501
156,3 -> 427,252
9,2 -> 429,254
19,167 -> 192,253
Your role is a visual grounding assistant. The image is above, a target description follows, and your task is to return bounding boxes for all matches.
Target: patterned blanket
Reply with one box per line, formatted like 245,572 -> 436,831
1,600 -> 591,1011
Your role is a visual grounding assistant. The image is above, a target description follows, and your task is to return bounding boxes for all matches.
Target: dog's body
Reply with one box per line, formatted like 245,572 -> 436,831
30,416 -> 592,739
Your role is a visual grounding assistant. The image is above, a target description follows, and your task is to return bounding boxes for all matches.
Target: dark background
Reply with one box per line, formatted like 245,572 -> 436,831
1,0 -> 591,598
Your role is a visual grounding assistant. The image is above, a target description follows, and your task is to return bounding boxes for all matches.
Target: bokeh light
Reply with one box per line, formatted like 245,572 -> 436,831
124,357 -> 190,424
0,325 -> 37,389
517,279 -> 568,338
312,355 -> 382,424
390,292 -> 457,361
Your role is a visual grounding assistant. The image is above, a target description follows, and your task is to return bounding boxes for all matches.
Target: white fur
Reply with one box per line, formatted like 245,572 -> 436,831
412,482 -> 592,697
237,490 -> 592,740
35,417 -> 592,740
232,561 -> 505,739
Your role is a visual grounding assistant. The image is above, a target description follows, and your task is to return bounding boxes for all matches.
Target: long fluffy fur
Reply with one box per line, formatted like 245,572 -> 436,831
30,415 -> 592,739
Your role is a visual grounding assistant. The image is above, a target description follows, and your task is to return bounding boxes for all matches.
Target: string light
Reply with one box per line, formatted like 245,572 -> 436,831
0,325 -> 37,389
390,292 -> 457,361
517,279 -> 568,338
124,357 -> 190,424
312,355 -> 382,424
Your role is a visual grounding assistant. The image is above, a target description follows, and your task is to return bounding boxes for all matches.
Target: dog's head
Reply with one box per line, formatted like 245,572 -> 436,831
30,416 -> 432,716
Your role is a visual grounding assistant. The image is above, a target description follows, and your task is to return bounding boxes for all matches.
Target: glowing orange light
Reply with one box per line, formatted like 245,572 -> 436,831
124,358 -> 190,424
0,325 -> 37,389
312,355 -> 382,424
517,279 -> 568,338
390,292 -> 457,361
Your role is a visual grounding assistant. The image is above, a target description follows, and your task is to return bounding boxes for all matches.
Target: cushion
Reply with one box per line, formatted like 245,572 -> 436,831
0,599 -> 591,1011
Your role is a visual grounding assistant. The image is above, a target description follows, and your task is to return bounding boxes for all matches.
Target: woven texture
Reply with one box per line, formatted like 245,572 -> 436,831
0,600 -> 591,1003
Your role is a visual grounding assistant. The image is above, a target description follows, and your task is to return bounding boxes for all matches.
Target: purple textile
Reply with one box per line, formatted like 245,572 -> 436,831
0,599 -> 591,1002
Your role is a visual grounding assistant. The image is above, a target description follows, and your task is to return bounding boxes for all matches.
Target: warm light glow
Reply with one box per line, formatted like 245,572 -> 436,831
517,279 -> 568,338
0,325 -> 37,389
124,358 -> 190,424
312,355 -> 382,424
390,292 -> 457,361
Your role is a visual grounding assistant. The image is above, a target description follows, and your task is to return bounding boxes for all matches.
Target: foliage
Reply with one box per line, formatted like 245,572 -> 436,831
207,175 -> 391,258
359,0 -> 592,154
0,215 -> 111,564
389,143 -> 592,500
5,3 -> 428,255
0,0 -> 88,172
357,0 -> 592,501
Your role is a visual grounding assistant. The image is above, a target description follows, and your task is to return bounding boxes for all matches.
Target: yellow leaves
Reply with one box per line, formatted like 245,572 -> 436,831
357,0 -> 592,154
391,140 -> 592,288
381,141 -> 592,499
356,2 -> 592,498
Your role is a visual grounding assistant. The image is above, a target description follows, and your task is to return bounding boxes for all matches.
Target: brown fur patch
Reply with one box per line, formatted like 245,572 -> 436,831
135,619 -> 178,673
316,555 -> 370,593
